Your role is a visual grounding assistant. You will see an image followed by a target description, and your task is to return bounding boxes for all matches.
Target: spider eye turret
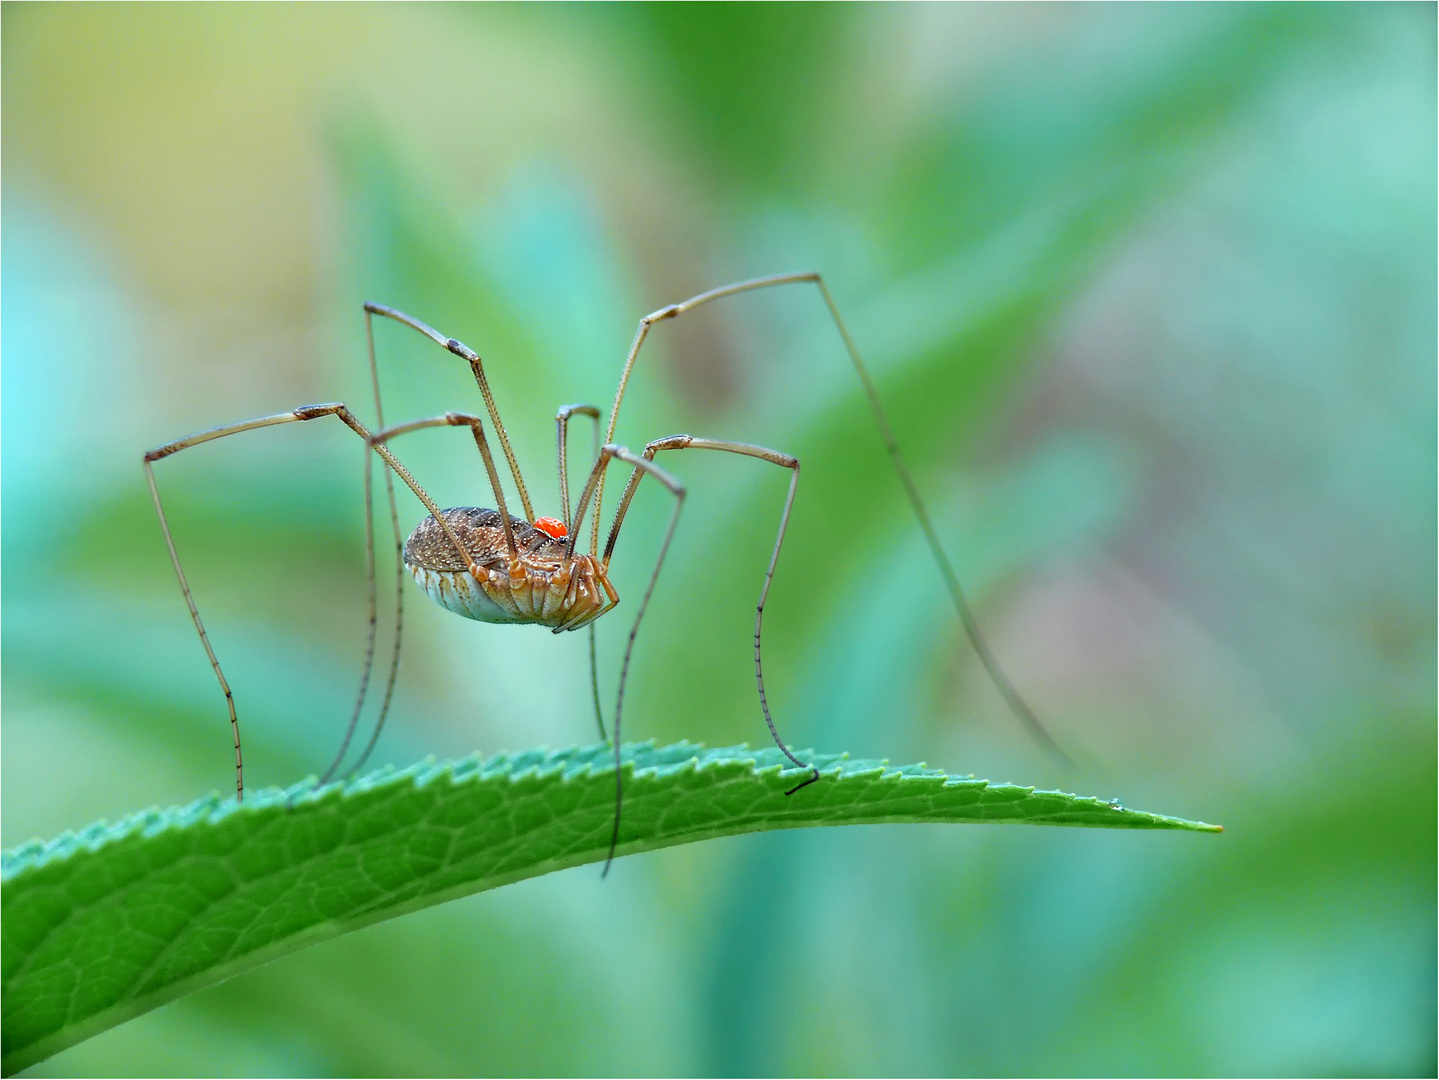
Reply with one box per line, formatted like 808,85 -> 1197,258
534,516 -> 568,540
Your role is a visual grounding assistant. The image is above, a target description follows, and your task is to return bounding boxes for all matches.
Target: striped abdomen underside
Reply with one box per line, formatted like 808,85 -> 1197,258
403,507 -> 615,631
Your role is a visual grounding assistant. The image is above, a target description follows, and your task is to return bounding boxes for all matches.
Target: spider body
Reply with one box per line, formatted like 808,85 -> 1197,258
404,507 -> 616,631
145,272 -> 1063,876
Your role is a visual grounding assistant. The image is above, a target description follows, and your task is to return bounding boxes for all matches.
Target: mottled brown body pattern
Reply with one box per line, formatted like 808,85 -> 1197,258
404,508 -> 616,630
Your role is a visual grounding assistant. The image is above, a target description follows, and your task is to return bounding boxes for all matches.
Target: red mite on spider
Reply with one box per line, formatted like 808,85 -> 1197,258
145,272 -> 1069,875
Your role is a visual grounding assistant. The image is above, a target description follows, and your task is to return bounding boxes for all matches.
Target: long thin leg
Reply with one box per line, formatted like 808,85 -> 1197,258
603,436 -> 818,795
321,312 -> 503,786
556,404 -> 600,533
567,444 -> 686,876
143,462 -> 243,802
314,442 -> 382,787
585,614 -> 604,741
318,311 -> 408,787
364,302 -> 536,524
590,273 -> 1071,765
556,404 -> 606,741
145,403 -> 495,801
330,410 -> 527,778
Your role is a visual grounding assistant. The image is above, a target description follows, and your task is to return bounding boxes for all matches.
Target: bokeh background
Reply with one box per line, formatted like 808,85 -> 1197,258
3,4 -> 1434,1076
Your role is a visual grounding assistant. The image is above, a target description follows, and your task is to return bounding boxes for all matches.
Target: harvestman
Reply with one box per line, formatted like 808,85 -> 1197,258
144,272 -> 1067,873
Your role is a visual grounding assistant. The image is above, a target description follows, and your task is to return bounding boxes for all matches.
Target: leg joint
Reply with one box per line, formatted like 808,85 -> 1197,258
557,403 -> 601,422
645,434 -> 693,454
293,403 -> 343,421
446,338 -> 479,362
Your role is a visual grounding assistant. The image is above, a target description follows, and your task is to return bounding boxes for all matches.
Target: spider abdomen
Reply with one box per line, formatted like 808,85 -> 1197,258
403,507 -> 615,630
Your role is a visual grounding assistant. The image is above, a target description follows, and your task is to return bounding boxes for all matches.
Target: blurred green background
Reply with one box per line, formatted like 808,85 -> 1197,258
3,4 -> 1434,1076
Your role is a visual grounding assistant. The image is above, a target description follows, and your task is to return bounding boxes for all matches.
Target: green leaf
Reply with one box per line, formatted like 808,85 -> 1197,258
0,741 -> 1218,1074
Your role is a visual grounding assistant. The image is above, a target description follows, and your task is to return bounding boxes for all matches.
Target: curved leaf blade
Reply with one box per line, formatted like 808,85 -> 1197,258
1,742 -> 1219,1073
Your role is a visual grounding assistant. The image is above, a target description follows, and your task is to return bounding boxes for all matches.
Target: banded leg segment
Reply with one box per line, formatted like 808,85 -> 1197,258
603,436 -> 818,796
591,272 -> 1070,765
364,302 -> 535,524
567,444 -> 686,876
144,403 -> 493,801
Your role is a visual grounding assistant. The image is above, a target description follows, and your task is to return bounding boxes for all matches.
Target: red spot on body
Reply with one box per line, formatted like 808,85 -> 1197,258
535,516 -> 568,540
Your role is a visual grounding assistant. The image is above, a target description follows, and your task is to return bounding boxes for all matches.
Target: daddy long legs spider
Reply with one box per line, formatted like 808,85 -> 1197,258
144,271 -> 1069,874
